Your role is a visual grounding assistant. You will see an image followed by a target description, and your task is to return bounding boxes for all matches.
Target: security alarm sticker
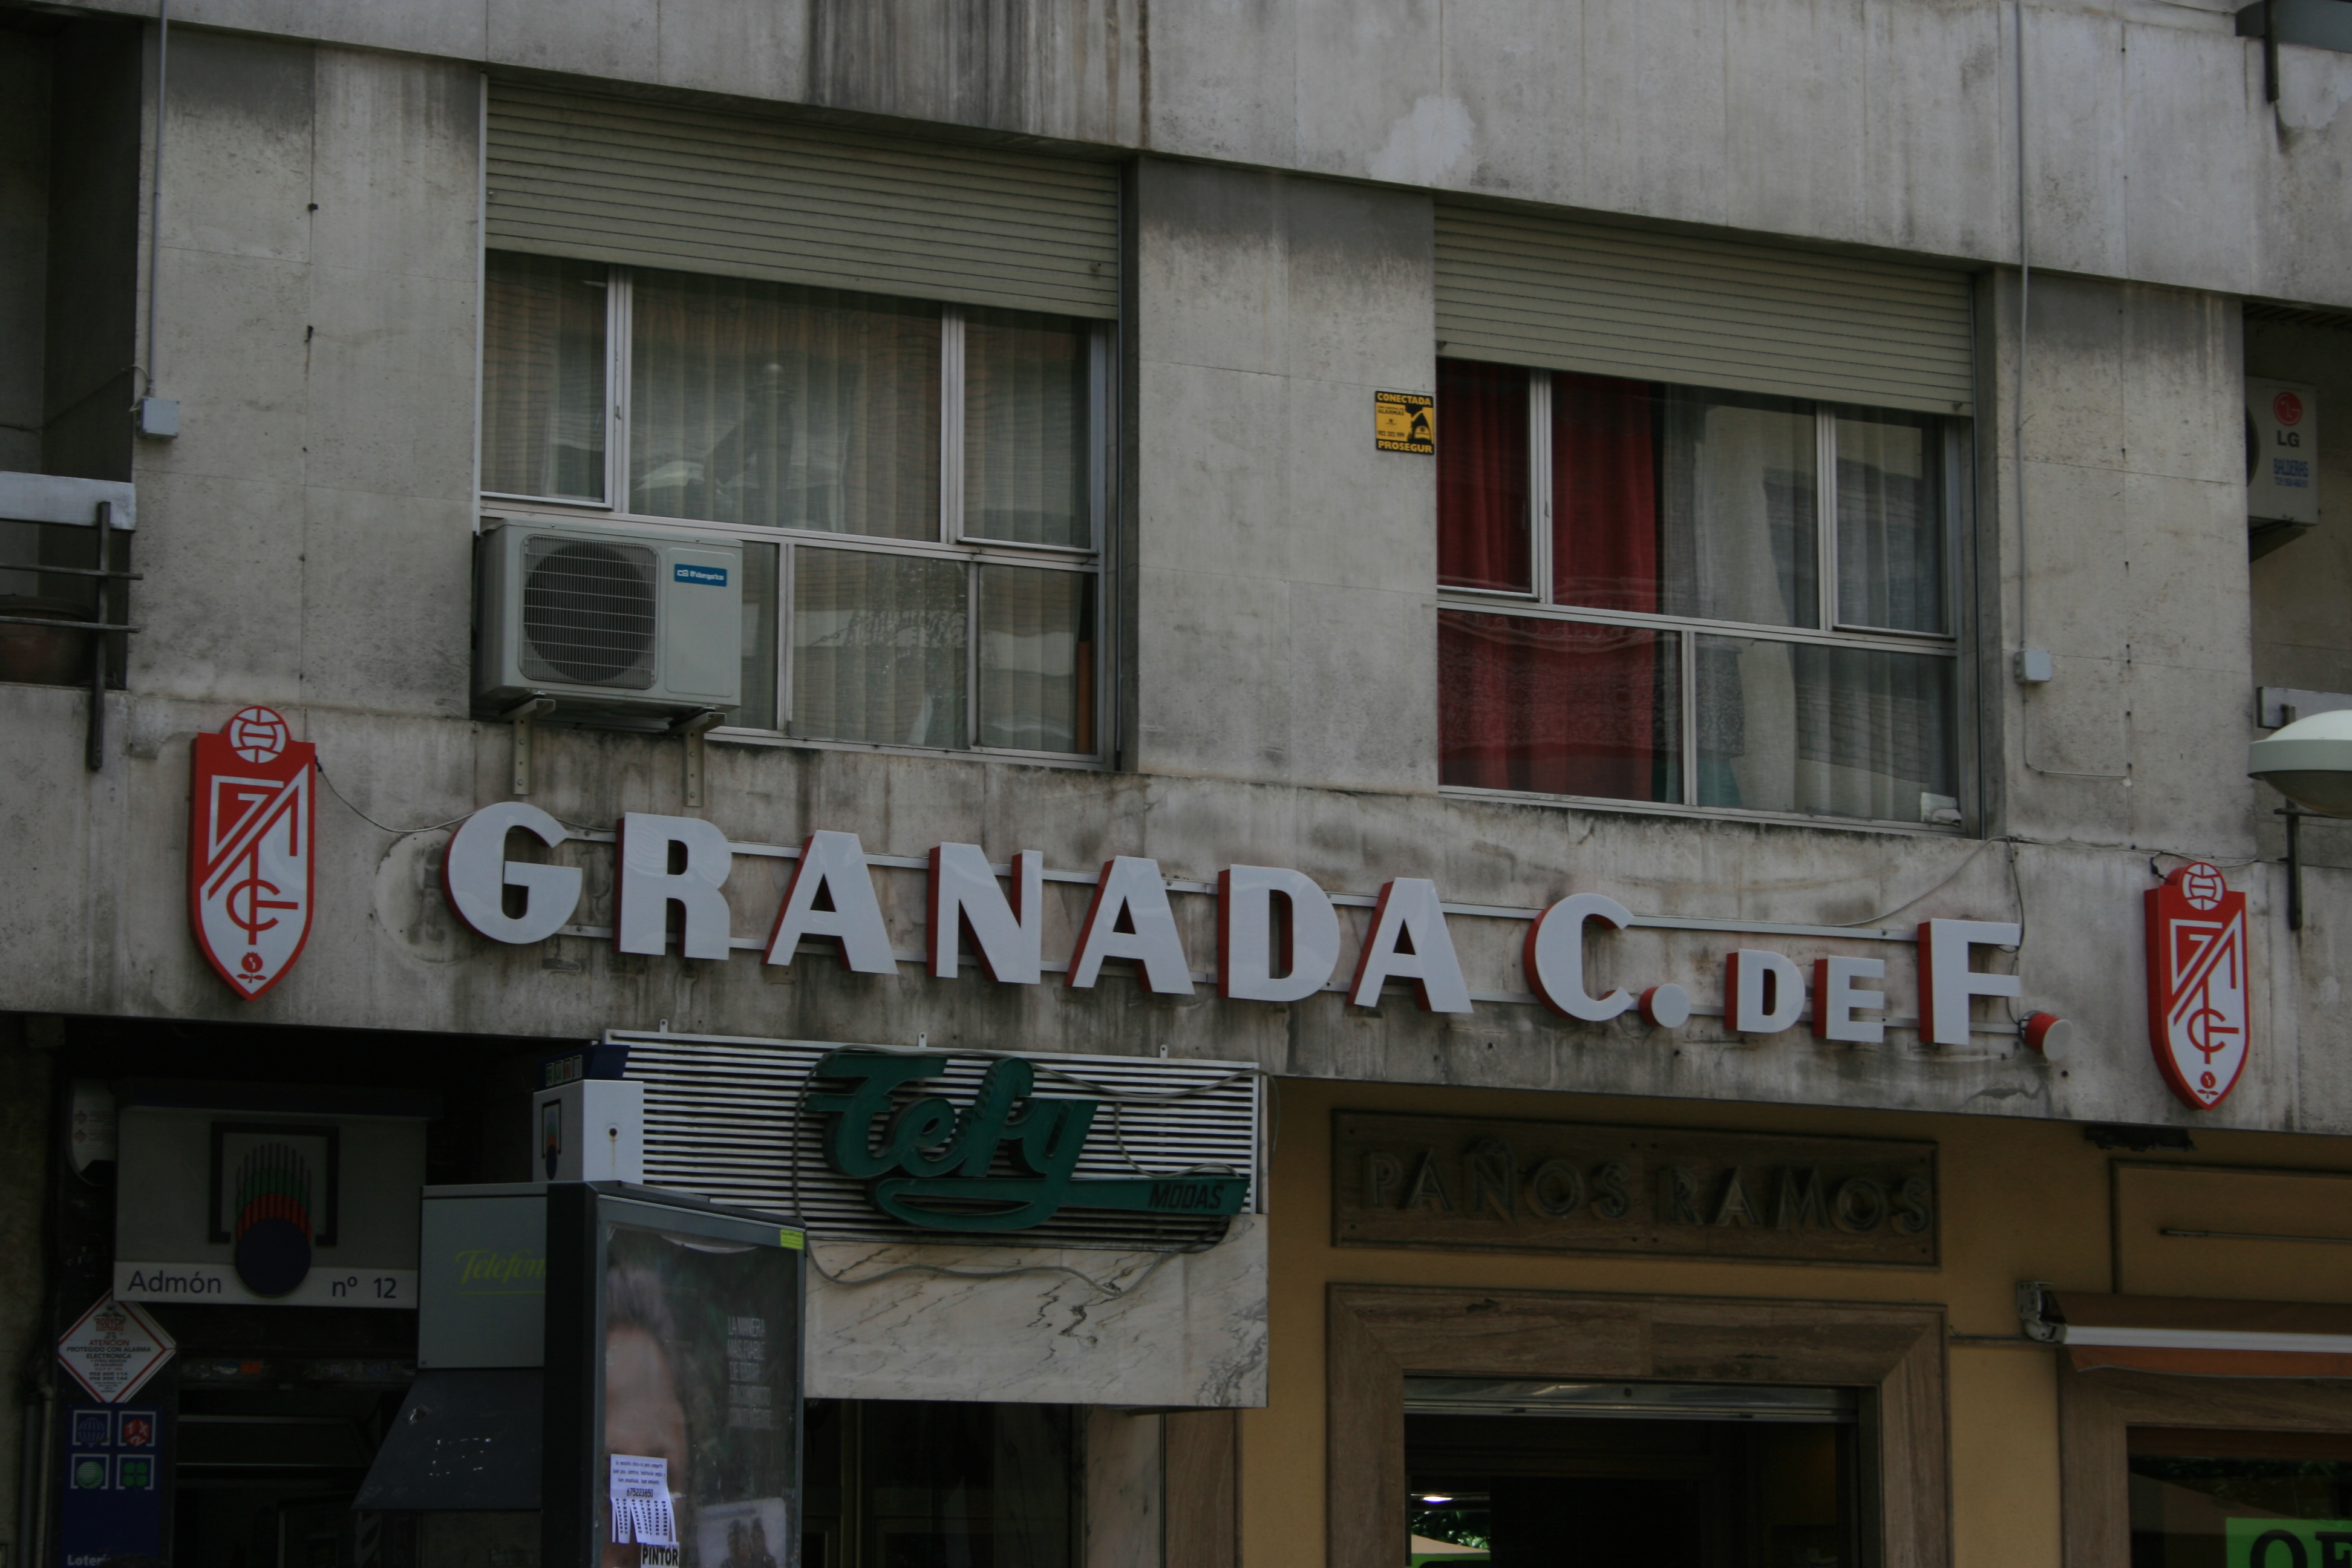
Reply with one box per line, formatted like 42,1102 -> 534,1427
1375,390 -> 1435,454
2145,862 -> 2250,1110
188,705 -> 316,999
610,1454 -> 679,1547
56,1295 -> 175,1403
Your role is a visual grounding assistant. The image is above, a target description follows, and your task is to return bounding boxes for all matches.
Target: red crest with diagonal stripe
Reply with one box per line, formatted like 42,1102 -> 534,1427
189,707 -> 316,1000
2144,861 -> 2250,1110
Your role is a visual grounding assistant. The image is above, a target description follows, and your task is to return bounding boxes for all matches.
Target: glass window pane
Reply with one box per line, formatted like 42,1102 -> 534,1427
632,272 -> 939,537
1439,610 -> 1681,803
1694,636 -> 1955,822
481,252 -> 607,501
1552,372 -> 1663,612
737,540 -> 779,729
2130,1432 -> 2352,1568
799,1401 -> 1074,1568
1660,388 -> 1818,628
964,310 -> 1089,548
791,548 -> 965,748
1836,413 -> 1945,633
979,565 -> 1093,754
1438,360 -> 1531,594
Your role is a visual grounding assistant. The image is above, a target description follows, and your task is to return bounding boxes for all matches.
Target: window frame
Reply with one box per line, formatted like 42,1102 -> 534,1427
479,258 -> 1116,768
1436,361 -> 1977,835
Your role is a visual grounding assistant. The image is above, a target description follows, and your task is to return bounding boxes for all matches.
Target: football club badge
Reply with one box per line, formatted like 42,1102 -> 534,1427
189,707 -> 316,999
2145,861 -> 2250,1109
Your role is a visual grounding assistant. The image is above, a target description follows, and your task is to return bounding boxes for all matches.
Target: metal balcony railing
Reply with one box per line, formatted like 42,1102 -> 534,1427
0,472 -> 142,769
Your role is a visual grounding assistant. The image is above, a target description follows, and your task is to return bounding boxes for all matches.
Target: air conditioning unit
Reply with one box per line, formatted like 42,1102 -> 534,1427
475,520 -> 742,718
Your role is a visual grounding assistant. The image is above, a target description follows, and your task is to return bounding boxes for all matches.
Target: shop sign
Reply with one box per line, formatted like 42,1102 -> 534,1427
2229,1519 -> 2352,1567
443,809 -> 2036,1044
611,1032 -> 1262,1251
56,1295 -> 176,1403
2145,862 -> 2249,1110
809,1051 -> 1251,1231
189,706 -> 316,999
1331,1112 -> 1937,1267
113,1106 -> 426,1311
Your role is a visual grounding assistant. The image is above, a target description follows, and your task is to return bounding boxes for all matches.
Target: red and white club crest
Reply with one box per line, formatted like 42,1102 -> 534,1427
189,707 -> 316,999
2144,861 -> 2249,1109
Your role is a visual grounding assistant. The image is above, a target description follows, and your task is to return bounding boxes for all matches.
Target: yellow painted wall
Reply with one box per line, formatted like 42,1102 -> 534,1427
1241,1077 -> 2352,1568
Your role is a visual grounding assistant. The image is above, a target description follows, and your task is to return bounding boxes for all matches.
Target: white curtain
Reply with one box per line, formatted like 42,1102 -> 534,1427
979,564 -> 1089,752
481,252 -> 608,501
631,271 -> 939,537
963,309 -> 1089,547
791,547 -> 966,748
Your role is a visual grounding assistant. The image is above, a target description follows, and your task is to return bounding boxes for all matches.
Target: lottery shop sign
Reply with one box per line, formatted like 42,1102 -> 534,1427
189,707 -> 315,999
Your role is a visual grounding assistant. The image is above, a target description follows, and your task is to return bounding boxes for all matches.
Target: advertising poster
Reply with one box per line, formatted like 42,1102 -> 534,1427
599,1221 -> 799,1568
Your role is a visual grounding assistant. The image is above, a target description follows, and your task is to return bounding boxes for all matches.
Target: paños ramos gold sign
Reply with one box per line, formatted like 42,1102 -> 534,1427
1332,1112 -> 1936,1266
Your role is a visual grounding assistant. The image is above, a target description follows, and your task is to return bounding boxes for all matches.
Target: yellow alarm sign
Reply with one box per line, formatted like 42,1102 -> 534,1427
1375,391 -> 1434,454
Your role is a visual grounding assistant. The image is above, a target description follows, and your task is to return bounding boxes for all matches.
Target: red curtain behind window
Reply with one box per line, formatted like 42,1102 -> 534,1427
1437,359 -> 1530,593
1440,613 -> 1675,800
1437,371 -> 1670,802
1553,372 -> 1658,613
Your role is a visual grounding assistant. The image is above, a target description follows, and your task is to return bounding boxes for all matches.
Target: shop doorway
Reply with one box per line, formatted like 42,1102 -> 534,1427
1403,1379 -> 1861,1568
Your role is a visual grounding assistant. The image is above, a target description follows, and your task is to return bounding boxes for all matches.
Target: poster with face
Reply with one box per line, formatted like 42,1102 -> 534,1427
599,1223 -> 800,1568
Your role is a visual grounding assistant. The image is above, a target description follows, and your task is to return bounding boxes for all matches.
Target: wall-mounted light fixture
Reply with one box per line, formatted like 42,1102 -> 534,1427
2248,710 -> 2352,930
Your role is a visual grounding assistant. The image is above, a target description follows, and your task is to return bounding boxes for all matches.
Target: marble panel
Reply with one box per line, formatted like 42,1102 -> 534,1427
805,1215 -> 1267,1407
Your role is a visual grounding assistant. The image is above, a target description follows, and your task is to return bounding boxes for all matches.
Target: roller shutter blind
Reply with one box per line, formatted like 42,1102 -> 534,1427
486,85 -> 1119,319
1436,203 -> 1975,417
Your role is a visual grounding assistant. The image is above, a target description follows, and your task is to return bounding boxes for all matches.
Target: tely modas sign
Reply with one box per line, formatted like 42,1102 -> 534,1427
808,1051 -> 1250,1231
189,705 -> 316,999
57,1295 -> 176,1403
2145,861 -> 2249,1109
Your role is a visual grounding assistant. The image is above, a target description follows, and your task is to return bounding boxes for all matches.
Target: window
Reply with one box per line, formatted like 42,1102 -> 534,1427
802,1400 -> 1076,1568
2128,1428 -> 2352,1568
1437,359 -> 1966,828
482,252 -> 1106,759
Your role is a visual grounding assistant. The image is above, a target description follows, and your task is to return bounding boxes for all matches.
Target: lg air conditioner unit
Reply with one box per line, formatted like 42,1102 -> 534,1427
475,520 -> 742,719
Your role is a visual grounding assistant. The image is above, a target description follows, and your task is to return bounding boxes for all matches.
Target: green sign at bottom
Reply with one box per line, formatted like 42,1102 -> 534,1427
2229,1518 -> 2352,1567
808,1051 -> 1252,1232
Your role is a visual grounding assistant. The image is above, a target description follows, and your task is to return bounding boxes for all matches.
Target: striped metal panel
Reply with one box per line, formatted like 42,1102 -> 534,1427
1436,203 -> 1976,417
612,1031 -> 1261,1251
486,86 -> 1119,319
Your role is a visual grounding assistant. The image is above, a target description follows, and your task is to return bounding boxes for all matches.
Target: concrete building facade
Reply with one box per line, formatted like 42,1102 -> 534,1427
3,1 -> 2352,1566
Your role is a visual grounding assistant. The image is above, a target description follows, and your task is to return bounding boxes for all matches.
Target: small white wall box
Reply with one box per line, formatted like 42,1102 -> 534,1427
475,519 -> 742,716
531,1079 -> 645,1184
2249,379 -> 2320,526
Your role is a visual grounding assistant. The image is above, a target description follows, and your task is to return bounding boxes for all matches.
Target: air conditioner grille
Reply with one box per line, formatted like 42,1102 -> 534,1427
520,537 -> 658,688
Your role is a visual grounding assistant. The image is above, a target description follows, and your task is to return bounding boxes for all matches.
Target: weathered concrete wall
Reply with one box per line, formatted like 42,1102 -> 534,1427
42,0 -> 2352,312
0,34 -> 2337,1137
2,678 -> 2339,1135
126,32 -> 479,709
1129,159 -> 1435,791
1981,271 -> 2257,860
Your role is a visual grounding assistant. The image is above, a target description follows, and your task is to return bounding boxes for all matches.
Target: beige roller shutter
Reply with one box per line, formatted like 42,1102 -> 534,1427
1436,203 -> 1975,417
486,85 -> 1119,319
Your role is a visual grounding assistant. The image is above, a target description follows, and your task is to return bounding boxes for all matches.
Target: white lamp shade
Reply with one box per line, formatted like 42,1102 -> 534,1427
2249,710 -> 2352,818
